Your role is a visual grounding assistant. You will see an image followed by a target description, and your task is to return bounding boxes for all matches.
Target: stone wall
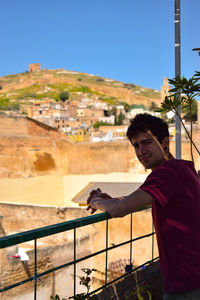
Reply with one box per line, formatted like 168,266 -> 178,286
29,63 -> 41,72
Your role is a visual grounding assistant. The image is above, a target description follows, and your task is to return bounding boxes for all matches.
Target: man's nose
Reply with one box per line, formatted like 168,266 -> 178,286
138,144 -> 146,156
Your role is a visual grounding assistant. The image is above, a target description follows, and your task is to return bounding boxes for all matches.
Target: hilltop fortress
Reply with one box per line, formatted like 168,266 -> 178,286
0,67 -> 162,107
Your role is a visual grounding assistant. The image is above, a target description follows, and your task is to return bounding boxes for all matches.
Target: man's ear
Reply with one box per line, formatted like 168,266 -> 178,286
161,136 -> 170,152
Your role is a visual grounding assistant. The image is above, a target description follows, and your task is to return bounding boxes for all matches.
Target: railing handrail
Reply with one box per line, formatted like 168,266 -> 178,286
0,212 -> 112,249
0,207 -> 149,249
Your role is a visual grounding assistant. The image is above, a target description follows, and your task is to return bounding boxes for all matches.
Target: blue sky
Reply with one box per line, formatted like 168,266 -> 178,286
1,0 -> 200,90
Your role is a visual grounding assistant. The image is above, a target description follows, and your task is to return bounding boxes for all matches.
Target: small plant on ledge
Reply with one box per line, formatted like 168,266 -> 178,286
69,268 -> 97,300
50,268 -> 97,300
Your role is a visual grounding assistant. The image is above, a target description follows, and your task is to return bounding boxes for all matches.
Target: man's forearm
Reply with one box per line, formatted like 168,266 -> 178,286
89,189 -> 153,218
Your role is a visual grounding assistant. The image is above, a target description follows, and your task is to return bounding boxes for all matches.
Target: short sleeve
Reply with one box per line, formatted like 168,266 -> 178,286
139,163 -> 178,207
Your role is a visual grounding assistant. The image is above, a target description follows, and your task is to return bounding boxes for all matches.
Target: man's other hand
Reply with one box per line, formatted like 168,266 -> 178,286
87,188 -> 111,214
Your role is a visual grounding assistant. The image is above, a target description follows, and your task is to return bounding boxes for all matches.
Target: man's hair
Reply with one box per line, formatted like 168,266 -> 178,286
126,113 -> 169,144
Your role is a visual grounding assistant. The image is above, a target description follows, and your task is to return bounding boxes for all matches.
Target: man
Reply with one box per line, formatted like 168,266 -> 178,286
87,113 -> 200,300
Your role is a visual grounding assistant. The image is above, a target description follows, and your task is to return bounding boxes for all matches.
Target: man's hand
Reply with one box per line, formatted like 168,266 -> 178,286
87,188 -> 111,214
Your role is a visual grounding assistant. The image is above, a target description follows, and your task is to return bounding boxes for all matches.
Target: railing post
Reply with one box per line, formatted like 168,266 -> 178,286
152,220 -> 154,261
105,220 -> 108,285
34,239 -> 37,300
74,228 -> 76,297
130,214 -> 133,266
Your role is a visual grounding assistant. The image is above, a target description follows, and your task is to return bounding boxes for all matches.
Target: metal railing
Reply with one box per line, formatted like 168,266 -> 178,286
0,209 -> 158,299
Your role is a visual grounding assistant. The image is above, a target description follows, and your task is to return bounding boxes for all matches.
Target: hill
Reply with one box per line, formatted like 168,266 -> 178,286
0,68 -> 161,112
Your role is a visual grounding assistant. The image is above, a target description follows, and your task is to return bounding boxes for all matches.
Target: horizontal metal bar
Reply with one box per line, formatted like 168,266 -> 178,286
0,212 -> 112,249
0,276 -> 34,293
0,207 -> 148,249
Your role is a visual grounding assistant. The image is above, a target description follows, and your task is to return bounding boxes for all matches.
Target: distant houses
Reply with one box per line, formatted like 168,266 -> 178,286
27,97 -> 157,142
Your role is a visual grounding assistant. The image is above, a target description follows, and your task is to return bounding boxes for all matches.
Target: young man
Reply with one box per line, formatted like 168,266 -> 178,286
87,113 -> 200,300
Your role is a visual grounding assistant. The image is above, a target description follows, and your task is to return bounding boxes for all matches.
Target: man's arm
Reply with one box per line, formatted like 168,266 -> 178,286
89,189 -> 153,218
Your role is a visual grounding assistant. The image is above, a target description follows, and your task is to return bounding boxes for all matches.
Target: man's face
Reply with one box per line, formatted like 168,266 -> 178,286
131,131 -> 168,171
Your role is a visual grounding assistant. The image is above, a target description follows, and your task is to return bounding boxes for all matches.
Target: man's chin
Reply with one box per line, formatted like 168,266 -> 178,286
141,163 -> 152,170
139,159 -> 153,170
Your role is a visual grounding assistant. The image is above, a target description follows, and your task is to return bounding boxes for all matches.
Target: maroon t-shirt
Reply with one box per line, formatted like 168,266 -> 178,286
139,159 -> 200,293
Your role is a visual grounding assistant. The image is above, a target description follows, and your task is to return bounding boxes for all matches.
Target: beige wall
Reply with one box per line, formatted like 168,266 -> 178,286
0,172 -> 149,208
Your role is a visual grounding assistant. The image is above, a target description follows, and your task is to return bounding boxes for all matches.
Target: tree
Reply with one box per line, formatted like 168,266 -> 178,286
59,91 -> 69,102
120,102 -> 130,112
115,112 -> 125,125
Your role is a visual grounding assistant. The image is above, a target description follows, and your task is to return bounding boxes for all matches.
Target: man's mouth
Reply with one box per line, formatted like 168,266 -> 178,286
141,155 -> 151,163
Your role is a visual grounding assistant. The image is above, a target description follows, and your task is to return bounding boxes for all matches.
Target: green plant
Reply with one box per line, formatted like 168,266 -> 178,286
93,121 -> 111,128
50,268 -> 96,300
157,73 -> 200,163
100,97 -> 117,105
59,91 -> 69,102
69,86 -> 91,93
69,268 -> 97,300
115,111 -> 125,125
121,102 -> 130,112
0,98 -> 19,111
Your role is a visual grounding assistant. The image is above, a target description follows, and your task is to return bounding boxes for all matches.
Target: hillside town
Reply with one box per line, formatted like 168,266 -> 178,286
27,97 -> 154,142
0,63 -> 176,143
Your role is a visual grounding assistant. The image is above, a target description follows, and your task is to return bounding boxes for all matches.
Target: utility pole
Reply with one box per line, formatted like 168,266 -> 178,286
175,0 -> 181,158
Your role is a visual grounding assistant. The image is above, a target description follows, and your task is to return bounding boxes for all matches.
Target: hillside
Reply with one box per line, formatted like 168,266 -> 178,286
0,68 -> 161,112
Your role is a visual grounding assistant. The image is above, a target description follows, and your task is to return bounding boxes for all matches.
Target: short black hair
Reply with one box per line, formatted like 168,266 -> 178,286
126,113 -> 169,144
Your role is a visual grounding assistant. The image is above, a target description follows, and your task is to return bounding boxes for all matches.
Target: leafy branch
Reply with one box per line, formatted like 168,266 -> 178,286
156,73 -> 200,163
